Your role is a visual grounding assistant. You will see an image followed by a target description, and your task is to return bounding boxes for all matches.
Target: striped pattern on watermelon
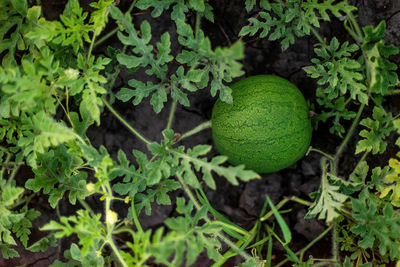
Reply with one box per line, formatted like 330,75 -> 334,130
211,75 -> 312,173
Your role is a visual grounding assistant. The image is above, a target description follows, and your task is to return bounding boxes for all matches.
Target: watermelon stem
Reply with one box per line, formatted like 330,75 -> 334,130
102,97 -> 152,145
307,147 -> 335,161
333,103 -> 366,175
166,100 -> 177,129
179,120 -> 212,141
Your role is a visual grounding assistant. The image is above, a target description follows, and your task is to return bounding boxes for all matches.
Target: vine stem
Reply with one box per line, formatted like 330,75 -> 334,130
179,120 -> 212,141
309,26 -> 328,49
175,173 -> 253,262
87,33 -> 97,64
107,238 -> 129,267
166,100 -> 177,129
307,147 -> 335,161
332,103 -> 365,175
130,198 -> 143,233
102,182 -> 129,267
102,96 -> 152,145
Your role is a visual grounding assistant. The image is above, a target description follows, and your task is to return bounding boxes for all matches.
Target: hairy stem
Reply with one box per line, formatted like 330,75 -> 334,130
102,97 -> 151,145
130,198 -> 143,233
179,120 -> 212,141
333,103 -> 366,175
332,221 -> 339,263
87,33 -> 97,64
166,100 -> 177,130
307,147 -> 335,161
310,26 -> 328,49
107,238 -> 129,267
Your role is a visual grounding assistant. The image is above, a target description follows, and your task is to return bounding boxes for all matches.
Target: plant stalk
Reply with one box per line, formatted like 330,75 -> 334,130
333,103 -> 365,175
102,97 -> 151,145
179,120 -> 212,141
130,198 -> 143,233
166,100 -> 177,130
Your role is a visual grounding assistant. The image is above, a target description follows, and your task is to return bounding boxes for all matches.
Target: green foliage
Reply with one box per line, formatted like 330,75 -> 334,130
172,144 -> 259,189
361,21 -> 399,95
41,210 -> 104,258
150,198 -> 222,266
136,0 -> 214,22
306,170 -> 349,223
239,0 -> 356,50
113,129 -> 258,215
355,106 -> 395,155
0,180 -> 40,259
26,0 -> 113,53
0,49 -> 58,119
0,0 -> 40,67
74,54 -> 111,125
350,190 -> 400,260
110,4 -> 244,112
304,38 -> 365,137
25,145 -> 89,208
380,158 -> 400,207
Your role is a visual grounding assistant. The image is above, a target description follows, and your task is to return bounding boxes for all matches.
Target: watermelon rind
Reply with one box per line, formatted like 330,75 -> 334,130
211,75 -> 312,173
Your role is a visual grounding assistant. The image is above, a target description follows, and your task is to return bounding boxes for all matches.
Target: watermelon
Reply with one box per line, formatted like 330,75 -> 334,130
211,75 -> 312,173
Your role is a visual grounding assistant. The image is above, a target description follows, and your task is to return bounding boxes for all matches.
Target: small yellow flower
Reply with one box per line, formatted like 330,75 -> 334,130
96,250 -> 102,257
106,210 -> 118,225
64,68 -> 79,80
124,196 -> 130,204
86,183 -> 95,192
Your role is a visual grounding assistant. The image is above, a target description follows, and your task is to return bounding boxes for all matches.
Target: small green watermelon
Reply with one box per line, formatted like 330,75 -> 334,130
211,75 -> 312,173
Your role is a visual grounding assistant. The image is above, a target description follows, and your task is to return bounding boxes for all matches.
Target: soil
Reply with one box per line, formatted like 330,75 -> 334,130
2,0 -> 400,266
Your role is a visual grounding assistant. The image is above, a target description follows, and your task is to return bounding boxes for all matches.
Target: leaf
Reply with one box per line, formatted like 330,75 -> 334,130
26,145 -> 88,208
41,210 -> 103,257
239,0 -> 356,50
12,207 -> 40,247
355,106 -> 395,155
74,54 -> 110,125
26,0 -> 92,53
304,38 -> 367,105
188,0 -> 205,12
266,196 -> 291,244
351,190 -> 400,259
0,244 -> 19,259
136,0 -> 176,17
150,198 -> 222,266
170,66 -> 202,106
0,1 -> 38,67
89,0 -> 114,36
305,171 -> 348,223
172,144 -> 260,190
110,6 -> 173,112
134,179 -> 180,216
362,21 -> 399,95
244,0 -> 257,12
379,158 -> 400,207
27,234 -> 57,252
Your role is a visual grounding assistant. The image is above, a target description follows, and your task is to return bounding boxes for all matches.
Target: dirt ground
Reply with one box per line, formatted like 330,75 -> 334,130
2,0 -> 400,266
